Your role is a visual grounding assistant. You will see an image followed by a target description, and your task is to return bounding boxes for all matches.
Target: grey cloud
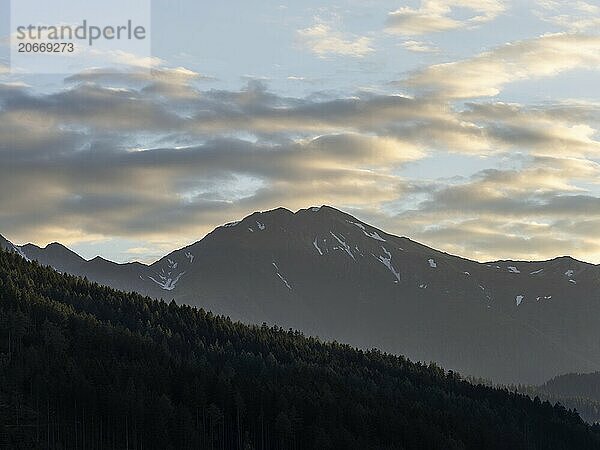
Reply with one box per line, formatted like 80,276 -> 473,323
0,128 -> 411,241
1,73 -> 600,263
377,158 -> 600,262
413,161 -> 600,218
416,218 -> 600,261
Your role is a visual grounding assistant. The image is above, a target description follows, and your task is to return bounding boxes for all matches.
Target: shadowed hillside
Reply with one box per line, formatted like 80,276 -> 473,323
1,249 -> 600,449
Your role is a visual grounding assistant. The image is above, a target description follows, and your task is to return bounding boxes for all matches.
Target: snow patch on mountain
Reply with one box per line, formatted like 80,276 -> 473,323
565,269 -> 575,278
347,221 -> 386,242
276,273 -> 292,289
516,295 -> 524,306
530,268 -> 543,275
256,221 -> 266,231
508,266 -> 520,274
148,272 -> 185,291
374,247 -> 401,282
329,231 -> 356,261
313,237 -> 323,256
223,221 -> 240,228
147,257 -> 187,290
366,230 -> 386,242
428,259 -> 437,268
272,261 -> 292,290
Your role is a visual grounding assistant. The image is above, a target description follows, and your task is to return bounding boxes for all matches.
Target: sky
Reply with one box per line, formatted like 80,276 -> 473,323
1,0 -> 600,264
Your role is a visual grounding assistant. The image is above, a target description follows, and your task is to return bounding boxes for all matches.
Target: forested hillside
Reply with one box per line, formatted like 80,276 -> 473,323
1,249 -> 599,449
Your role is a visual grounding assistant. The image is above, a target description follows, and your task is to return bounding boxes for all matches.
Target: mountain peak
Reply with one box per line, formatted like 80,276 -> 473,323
295,205 -> 344,217
252,205 -> 351,222
42,242 -> 85,260
298,205 -> 347,215
253,206 -> 295,219
46,242 -> 69,250
218,205 -> 342,231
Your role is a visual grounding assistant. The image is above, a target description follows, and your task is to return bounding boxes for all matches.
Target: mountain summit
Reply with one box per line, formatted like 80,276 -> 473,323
2,206 -> 600,384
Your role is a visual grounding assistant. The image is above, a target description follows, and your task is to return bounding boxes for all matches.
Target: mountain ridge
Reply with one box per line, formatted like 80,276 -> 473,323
2,206 -> 597,267
2,205 -> 600,384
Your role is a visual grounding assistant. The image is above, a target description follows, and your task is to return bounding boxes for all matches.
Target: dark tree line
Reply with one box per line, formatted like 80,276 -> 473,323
1,249 -> 599,449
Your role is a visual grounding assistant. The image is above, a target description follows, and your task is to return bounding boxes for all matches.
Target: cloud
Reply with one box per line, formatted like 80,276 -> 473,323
86,50 -> 164,69
0,80 -> 422,245
401,40 -> 439,53
386,0 -> 505,36
413,217 -> 600,262
65,66 -> 213,100
384,156 -> 600,261
406,33 -> 600,98
297,22 -> 374,58
461,102 -> 600,157
3,3 -> 600,265
535,1 -> 600,32
66,66 -> 207,85
1,65 -> 600,263
413,156 -> 600,214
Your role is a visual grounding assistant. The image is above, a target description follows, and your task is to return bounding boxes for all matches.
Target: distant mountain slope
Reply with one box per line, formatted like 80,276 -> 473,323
541,372 -> 600,402
3,205 -> 600,384
529,371 -> 600,423
1,249 -> 600,450
469,375 -> 600,425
